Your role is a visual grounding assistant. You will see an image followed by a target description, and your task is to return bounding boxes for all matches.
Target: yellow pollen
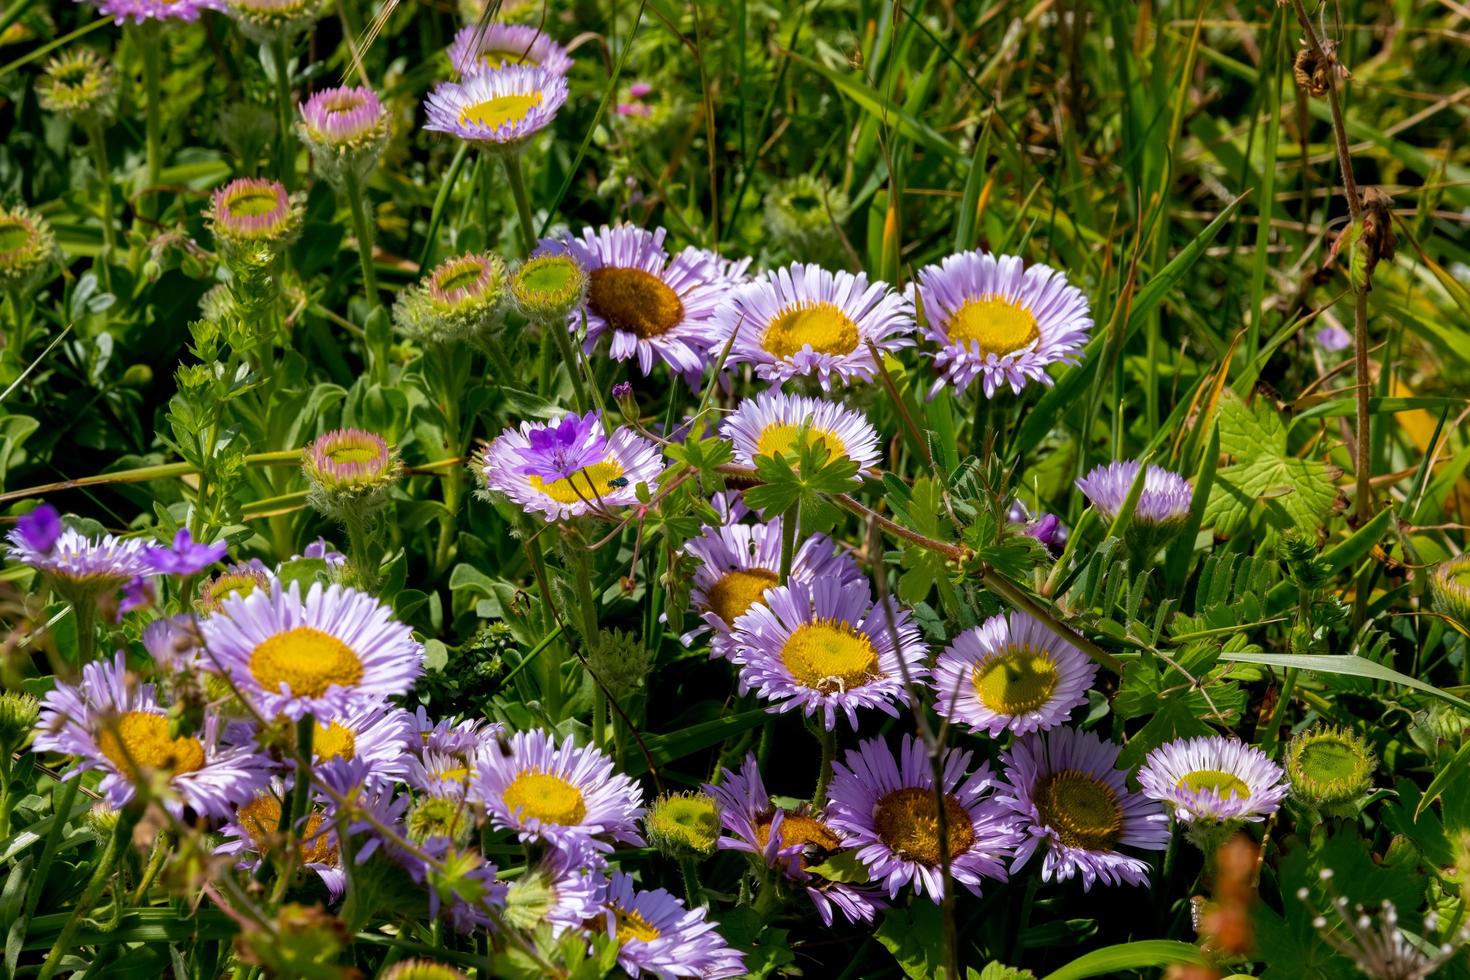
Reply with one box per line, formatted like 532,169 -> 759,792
760,302 -> 859,360
1178,769 -> 1252,799
587,267 -> 685,339
945,295 -> 1039,357
609,903 -> 661,944
248,626 -> 364,699
457,92 -> 542,129
706,568 -> 779,625
1035,769 -> 1124,851
97,712 -> 206,778
872,787 -> 975,866
239,795 -> 340,866
755,423 -> 847,464
313,721 -> 357,762
972,646 -> 1060,715
780,620 -> 880,693
528,460 -> 625,504
754,810 -> 842,870
501,770 -> 587,826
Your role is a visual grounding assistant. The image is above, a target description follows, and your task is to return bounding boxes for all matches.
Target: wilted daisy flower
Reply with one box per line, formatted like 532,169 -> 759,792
721,262 -> 915,390
911,250 -> 1092,398
1430,554 -> 1470,631
1139,736 -> 1288,824
200,581 -> 425,721
88,0 -> 218,24
547,225 -> 728,380
302,428 -> 402,518
596,871 -> 746,980
7,508 -> 150,596
705,754 -> 884,925
33,653 -> 268,817
721,390 -> 882,474
681,514 -> 862,661
1286,725 -> 1375,808
218,782 -> 346,896
393,252 -> 507,345
930,610 -> 1098,738
509,253 -> 588,323
448,23 -> 573,77
997,726 -> 1170,890
730,578 -> 929,730
36,47 -> 117,122
474,729 -> 644,853
0,203 -> 59,292
1075,459 -> 1193,555
501,841 -> 606,936
424,64 -> 568,152
297,85 -> 390,184
764,174 -> 850,257
207,178 -> 302,254
826,735 -> 1019,902
222,0 -> 326,41
479,412 -> 665,522
196,560 -> 274,614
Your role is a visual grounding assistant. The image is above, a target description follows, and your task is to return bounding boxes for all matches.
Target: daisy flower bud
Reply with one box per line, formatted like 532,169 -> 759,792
222,0 -> 327,43
393,252 -> 508,345
508,253 -> 588,323
36,47 -> 117,123
302,428 -> 401,520
1286,725 -> 1375,811
763,174 -> 850,256
447,23 -> 572,79
0,691 -> 40,758
1430,554 -> 1470,632
644,791 -> 722,860
0,203 -> 60,292
297,85 -> 390,186
207,178 -> 303,257
1075,459 -> 1193,557
379,962 -> 468,980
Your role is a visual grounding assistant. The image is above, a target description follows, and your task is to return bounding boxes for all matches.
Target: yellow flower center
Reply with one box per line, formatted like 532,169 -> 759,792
501,770 -> 587,826
225,188 -> 281,218
1177,769 -> 1251,799
528,459 -> 626,504
238,794 -> 339,866
325,443 -> 380,465
760,302 -> 859,360
0,219 -> 33,253
517,256 -> 580,295
945,295 -> 1039,357
313,720 -> 357,762
97,712 -> 206,778
457,92 -> 543,129
872,787 -> 975,867
609,903 -> 661,943
705,568 -> 779,625
587,267 -> 685,339
248,626 -> 365,699
478,47 -> 540,69
1035,769 -> 1124,851
971,646 -> 1060,715
755,423 -> 847,464
435,764 -> 471,786
754,810 -> 842,870
779,620 -> 880,693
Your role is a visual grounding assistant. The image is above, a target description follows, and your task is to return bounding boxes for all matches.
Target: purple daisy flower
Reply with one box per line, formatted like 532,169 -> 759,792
826,734 -> 1021,901
729,578 -> 929,730
997,726 -> 1171,890
545,225 -> 729,380
1138,735 -> 1289,824
596,871 -> 746,980
680,513 -> 862,661
704,754 -> 885,925
719,262 -> 915,390
448,23 -> 573,78
424,64 -> 567,151
299,85 -> 388,147
144,529 -> 228,576
520,410 -> 610,481
1075,461 -> 1193,550
232,701 -> 416,791
930,610 -> 1098,738
117,577 -> 156,618
911,250 -> 1092,398
720,390 -> 882,475
142,615 -> 205,675
217,778 -> 350,898
502,839 -> 607,936
473,729 -> 644,853
83,0 -> 219,23
12,504 -> 61,554
33,653 -> 269,818
7,520 -> 151,592
479,415 -> 665,522
200,582 -> 424,721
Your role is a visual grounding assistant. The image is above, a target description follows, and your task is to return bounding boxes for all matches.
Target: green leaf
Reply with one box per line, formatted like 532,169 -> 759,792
784,51 -> 959,159
1039,941 -> 1209,980
1417,737 -> 1470,820
1206,391 -> 1337,536
1216,650 -> 1470,712
875,902 -> 947,980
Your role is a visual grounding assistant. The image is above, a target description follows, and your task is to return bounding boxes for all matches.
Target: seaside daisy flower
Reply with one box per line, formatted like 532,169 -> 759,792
474,729 -> 644,852
222,0 -> 326,42
297,85 -> 390,184
207,178 -> 302,254
596,871 -> 746,980
826,735 -> 1020,902
448,23 -> 573,78
644,791 -> 722,860
302,428 -> 402,518
547,225 -> 728,380
88,0 -> 218,24
37,47 -> 117,122
1075,459 -> 1193,555
1430,554 -> 1470,631
1285,725 -> 1375,808
196,560 -> 274,614
33,653 -> 269,817
509,253 -> 588,323
1138,735 -> 1289,824
911,250 -> 1092,399
245,701 -> 415,789
143,529 -> 228,577
929,610 -> 1098,738
721,390 -> 882,474
7,510 -> 150,598
218,782 -> 347,896
680,514 -> 862,661
997,726 -> 1170,890
501,841 -> 606,936
705,754 -> 884,925
0,203 -> 60,292
200,581 -> 425,721
729,578 -> 929,730
720,262 -> 915,390
393,252 -> 508,345
478,413 -> 665,522
424,64 -> 568,152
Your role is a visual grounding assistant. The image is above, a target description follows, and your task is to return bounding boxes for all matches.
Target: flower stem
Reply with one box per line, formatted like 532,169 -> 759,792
543,316 -> 591,413
24,772 -> 80,922
341,170 -> 381,312
778,500 -> 800,583
37,807 -> 137,980
565,536 -> 605,747
271,35 -> 294,191
288,715 -> 315,832
502,152 -> 537,254
431,343 -> 467,577
86,120 -> 116,287
139,23 -> 163,220
812,723 -> 836,806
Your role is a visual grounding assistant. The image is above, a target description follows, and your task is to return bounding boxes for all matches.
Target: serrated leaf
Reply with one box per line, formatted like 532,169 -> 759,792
1206,392 -> 1336,536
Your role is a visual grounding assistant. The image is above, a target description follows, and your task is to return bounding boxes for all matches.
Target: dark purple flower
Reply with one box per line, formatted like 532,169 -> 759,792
519,411 -> 608,482
1026,514 -> 1066,552
144,529 -> 228,576
1313,324 -> 1352,353
611,381 -> 633,402
117,577 -> 156,619
14,504 -> 61,555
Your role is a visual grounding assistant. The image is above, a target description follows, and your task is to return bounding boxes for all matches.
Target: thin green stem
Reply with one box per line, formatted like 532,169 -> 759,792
478,151 -> 495,240
502,153 -> 537,254
341,171 -> 381,312
288,715 -> 314,831
24,772 -> 80,922
139,23 -> 162,220
565,536 -> 605,746
271,35 -> 294,190
544,316 -> 591,413
778,500 -> 800,583
86,120 -> 116,286
678,857 -> 703,910
37,808 -> 137,980
431,343 -> 468,576
812,723 -> 836,806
